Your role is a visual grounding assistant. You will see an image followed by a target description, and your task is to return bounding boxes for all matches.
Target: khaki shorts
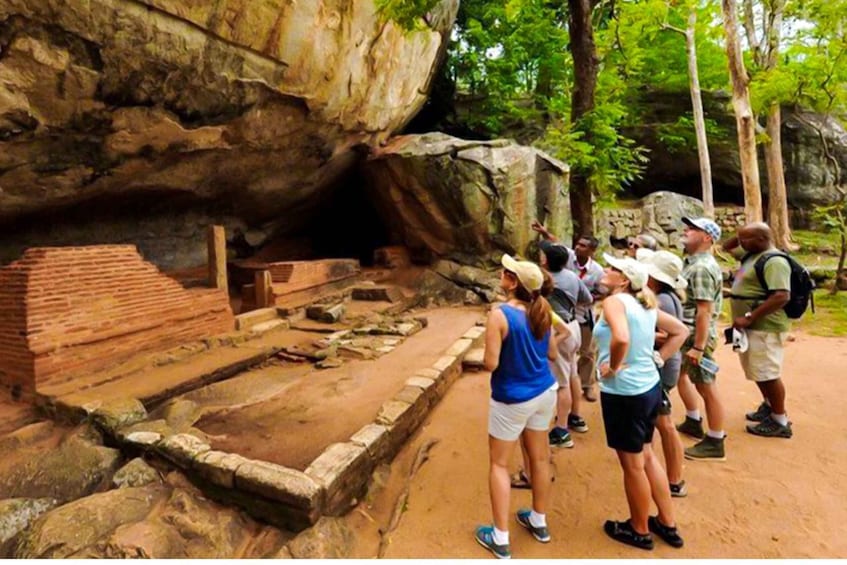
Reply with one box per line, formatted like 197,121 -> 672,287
739,330 -> 788,382
551,320 -> 582,386
681,336 -> 718,385
488,389 -> 557,441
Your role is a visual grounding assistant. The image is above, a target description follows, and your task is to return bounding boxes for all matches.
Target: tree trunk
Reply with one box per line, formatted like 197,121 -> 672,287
685,9 -> 714,218
567,0 -> 599,239
764,105 -> 793,249
722,0 -> 763,222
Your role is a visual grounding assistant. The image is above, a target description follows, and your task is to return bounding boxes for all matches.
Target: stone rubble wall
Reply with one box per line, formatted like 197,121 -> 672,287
106,325 -> 486,532
0,246 -> 234,394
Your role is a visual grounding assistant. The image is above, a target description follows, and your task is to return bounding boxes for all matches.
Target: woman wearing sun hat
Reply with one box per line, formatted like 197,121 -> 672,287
594,253 -> 689,550
474,254 -> 558,559
637,249 -> 689,498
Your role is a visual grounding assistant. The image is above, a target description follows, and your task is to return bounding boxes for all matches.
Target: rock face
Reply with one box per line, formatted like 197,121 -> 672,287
625,91 -> 847,214
364,133 -> 571,263
0,0 -> 458,269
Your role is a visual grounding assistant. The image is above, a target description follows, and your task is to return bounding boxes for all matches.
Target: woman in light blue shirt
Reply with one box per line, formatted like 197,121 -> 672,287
594,254 -> 689,551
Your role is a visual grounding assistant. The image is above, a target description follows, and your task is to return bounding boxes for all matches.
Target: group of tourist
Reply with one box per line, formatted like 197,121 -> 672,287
475,215 -> 796,558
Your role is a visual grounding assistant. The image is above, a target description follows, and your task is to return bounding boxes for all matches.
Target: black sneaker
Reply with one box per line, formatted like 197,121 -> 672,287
568,414 -> 589,433
746,416 -> 793,438
669,480 -> 688,498
676,416 -> 705,439
603,519 -> 653,550
648,516 -> 684,548
549,426 -> 574,448
746,401 -> 772,422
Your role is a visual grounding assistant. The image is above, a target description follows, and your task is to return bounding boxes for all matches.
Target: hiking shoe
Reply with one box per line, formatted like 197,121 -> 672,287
684,436 -> 726,461
648,516 -> 684,548
549,426 -> 574,448
516,509 -> 551,543
747,416 -> 793,438
669,480 -> 688,498
474,525 -> 511,559
746,401 -> 772,422
568,414 -> 589,433
583,386 -> 598,402
603,519 -> 653,550
676,416 -> 705,439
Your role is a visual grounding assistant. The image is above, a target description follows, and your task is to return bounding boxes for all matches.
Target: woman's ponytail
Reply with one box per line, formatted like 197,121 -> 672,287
516,284 -> 552,339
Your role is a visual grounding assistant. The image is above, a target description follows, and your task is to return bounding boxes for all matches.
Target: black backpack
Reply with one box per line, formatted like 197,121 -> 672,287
745,251 -> 815,319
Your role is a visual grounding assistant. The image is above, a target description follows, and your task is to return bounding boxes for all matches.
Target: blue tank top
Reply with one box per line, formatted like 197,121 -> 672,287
491,304 -> 556,404
593,293 -> 660,396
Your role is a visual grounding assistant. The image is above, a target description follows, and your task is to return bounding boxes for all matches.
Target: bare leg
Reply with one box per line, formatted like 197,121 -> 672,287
489,436 -> 518,532
616,450 -> 651,534
696,381 -> 725,433
757,379 -> 786,414
643,444 -> 676,527
677,371 -> 699,414
523,429 -> 552,515
655,414 -> 684,484
557,384 -> 572,425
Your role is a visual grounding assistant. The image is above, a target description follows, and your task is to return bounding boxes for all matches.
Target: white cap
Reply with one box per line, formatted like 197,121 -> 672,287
501,254 -> 544,292
602,253 -> 649,291
638,250 -> 688,290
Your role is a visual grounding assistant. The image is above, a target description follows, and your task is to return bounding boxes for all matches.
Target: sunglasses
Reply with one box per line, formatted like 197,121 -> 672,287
628,241 -> 641,249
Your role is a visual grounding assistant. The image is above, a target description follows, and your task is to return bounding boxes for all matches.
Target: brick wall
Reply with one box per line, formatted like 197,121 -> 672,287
0,245 -> 234,394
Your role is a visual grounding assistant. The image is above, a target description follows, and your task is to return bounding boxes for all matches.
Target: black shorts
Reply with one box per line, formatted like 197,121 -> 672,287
600,384 -> 661,453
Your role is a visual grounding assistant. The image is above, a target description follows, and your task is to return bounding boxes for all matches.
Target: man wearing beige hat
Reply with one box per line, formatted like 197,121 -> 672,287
638,249 -> 689,496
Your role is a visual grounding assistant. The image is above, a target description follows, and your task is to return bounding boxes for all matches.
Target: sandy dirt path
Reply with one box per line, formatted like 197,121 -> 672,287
347,331 -> 847,558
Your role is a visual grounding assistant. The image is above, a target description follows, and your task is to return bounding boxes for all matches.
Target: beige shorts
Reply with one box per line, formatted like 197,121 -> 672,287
739,330 -> 788,382
488,388 -> 557,441
551,320 -> 582,386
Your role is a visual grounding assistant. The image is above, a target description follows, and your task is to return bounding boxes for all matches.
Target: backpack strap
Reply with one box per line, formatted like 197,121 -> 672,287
752,251 -> 789,295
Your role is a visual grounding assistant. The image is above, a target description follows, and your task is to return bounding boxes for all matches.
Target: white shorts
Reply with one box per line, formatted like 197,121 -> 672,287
739,330 -> 788,382
550,319 -> 582,386
488,388 -> 557,441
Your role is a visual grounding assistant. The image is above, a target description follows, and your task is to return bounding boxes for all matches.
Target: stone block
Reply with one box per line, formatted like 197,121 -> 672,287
445,338 -> 474,358
305,443 -> 373,516
375,398 -> 429,461
112,457 -> 161,489
193,450 -> 251,488
122,431 -> 163,448
395,385 -> 425,406
234,307 -> 278,330
351,286 -> 403,302
404,376 -> 438,407
350,423 -> 390,460
156,433 -> 211,467
306,303 -> 346,323
462,326 -> 485,340
235,460 -> 324,512
89,397 -> 148,434
462,348 -> 486,371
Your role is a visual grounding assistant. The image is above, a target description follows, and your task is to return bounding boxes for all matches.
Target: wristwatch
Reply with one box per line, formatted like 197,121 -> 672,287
744,312 -> 753,320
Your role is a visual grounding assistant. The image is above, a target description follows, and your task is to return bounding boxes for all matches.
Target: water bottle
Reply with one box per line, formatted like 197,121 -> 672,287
698,355 -> 719,377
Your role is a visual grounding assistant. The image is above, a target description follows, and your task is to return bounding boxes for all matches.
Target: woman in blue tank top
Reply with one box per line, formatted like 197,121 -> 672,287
594,254 -> 689,551
474,255 -> 557,559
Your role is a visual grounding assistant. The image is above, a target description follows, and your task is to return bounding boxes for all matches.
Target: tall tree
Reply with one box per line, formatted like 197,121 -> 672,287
567,0 -> 601,238
743,0 -> 792,248
664,5 -> 715,217
722,0 -> 763,222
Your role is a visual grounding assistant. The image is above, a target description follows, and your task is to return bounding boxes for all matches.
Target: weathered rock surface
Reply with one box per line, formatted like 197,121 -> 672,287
364,133 -> 571,262
600,191 -> 705,248
14,484 -> 168,558
0,427 -> 121,503
284,516 -> 355,559
0,0 -> 458,269
112,458 -> 161,489
0,497 -> 58,557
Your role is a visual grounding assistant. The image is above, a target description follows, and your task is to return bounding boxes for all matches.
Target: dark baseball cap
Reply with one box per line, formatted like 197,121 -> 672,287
538,240 -> 570,266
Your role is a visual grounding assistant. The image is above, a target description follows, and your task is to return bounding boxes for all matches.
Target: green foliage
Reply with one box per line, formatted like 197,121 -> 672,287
375,0 -> 441,30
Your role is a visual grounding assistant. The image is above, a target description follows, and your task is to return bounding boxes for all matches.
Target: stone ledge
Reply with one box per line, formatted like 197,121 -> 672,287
445,338 -> 474,358
305,442 -> 373,516
156,433 -> 211,467
235,460 -> 324,512
350,423 -> 390,461
193,450 -> 251,489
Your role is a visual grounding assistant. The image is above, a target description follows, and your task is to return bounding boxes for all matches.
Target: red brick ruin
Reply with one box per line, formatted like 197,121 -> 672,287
0,245 -> 234,396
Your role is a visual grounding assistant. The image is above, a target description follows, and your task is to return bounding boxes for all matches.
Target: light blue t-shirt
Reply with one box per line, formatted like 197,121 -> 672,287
593,293 -> 661,396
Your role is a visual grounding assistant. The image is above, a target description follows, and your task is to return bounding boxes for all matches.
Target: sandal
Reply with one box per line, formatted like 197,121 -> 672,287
510,470 -> 531,489
509,469 -> 555,489
603,519 -> 654,550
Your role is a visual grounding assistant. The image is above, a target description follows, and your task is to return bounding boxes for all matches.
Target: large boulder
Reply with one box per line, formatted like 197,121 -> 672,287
364,133 -> 571,262
0,498 -> 58,557
0,0 -> 458,269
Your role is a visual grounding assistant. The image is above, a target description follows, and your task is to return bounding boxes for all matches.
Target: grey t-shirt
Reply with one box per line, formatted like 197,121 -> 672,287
656,290 -> 683,389
549,268 -> 593,322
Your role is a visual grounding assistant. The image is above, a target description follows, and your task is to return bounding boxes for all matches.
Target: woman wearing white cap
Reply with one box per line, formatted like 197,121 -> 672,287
637,249 -> 689,498
595,253 -> 689,550
474,255 -> 558,559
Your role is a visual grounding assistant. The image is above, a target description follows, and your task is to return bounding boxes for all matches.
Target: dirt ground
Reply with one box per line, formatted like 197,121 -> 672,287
346,330 -> 847,559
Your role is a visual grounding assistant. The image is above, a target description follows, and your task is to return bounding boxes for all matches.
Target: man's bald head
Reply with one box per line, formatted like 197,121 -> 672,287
738,222 -> 773,253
